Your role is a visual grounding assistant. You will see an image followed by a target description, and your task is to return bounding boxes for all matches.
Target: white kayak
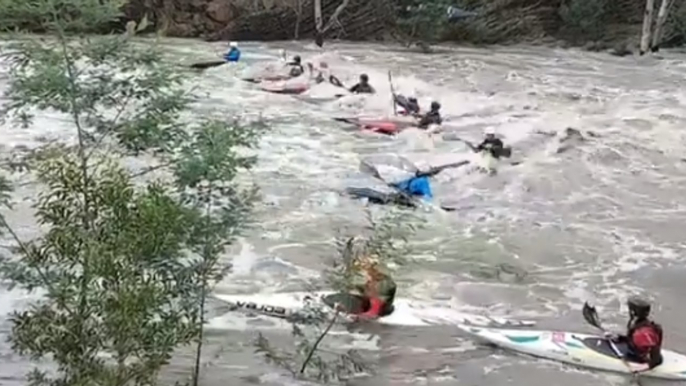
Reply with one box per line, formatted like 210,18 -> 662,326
213,291 -> 536,328
457,324 -> 686,380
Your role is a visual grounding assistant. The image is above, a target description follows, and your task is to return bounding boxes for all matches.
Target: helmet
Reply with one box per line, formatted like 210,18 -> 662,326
430,101 -> 441,111
409,97 -> 418,103
360,74 -> 369,82
293,55 -> 301,64
627,296 -> 651,319
484,127 -> 496,135
229,42 -> 238,47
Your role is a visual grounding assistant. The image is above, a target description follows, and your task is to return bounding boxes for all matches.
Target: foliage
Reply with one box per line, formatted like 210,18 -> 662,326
254,209 -> 422,383
393,0 -> 454,46
0,0 -> 126,34
254,313 -> 371,383
0,0 -> 262,385
558,0 -> 610,42
325,208 -> 423,293
663,1 -> 686,47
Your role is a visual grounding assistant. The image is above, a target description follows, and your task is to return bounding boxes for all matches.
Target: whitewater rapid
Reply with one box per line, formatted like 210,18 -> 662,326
2,38 -> 686,385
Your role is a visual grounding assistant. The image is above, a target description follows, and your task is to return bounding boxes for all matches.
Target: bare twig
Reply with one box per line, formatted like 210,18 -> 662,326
321,0 -> 351,33
299,309 -> 340,374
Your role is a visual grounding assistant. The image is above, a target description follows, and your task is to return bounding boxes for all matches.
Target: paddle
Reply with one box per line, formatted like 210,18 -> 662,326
582,302 -> 645,385
388,71 -> 397,116
415,160 -> 470,178
448,136 -> 513,158
189,60 -> 226,70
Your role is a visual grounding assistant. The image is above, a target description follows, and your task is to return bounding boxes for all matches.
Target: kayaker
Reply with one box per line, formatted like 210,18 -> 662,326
611,297 -> 664,370
395,95 -> 421,116
349,74 -> 375,94
287,55 -> 304,77
351,255 -> 396,319
224,42 -> 241,62
476,127 -> 506,158
417,101 -> 442,129
391,174 -> 432,202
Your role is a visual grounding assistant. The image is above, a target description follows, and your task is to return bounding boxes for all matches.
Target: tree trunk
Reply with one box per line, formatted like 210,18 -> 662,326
651,0 -> 672,52
314,0 -> 323,31
640,0 -> 656,55
295,0 -> 302,39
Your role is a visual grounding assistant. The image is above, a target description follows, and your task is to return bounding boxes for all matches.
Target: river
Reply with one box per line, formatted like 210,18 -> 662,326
1,38 -> 686,385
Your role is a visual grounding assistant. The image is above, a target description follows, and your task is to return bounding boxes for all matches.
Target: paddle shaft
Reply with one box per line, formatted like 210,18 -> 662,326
388,71 -> 397,116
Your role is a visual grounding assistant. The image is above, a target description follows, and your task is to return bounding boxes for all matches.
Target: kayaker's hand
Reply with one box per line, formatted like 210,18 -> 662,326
603,331 -> 619,341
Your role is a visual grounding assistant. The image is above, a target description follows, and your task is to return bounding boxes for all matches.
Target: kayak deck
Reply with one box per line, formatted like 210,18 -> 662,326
457,325 -> 686,380
213,291 -> 536,327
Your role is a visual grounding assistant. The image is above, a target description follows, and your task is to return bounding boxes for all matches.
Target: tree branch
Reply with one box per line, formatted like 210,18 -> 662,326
321,0 -> 350,34
299,309 -> 340,374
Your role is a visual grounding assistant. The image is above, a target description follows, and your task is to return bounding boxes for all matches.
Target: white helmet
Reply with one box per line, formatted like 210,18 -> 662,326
484,127 -> 496,135
229,41 -> 238,47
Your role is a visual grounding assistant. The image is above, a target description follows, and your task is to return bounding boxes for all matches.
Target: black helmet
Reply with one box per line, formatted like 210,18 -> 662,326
293,55 -> 301,64
431,101 -> 441,111
409,97 -> 418,103
627,296 -> 651,319
360,74 -> 369,82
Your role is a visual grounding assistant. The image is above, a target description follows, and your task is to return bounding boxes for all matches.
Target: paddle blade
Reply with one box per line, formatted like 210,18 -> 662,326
190,60 -> 226,69
582,302 -> 603,329
502,147 -> 512,158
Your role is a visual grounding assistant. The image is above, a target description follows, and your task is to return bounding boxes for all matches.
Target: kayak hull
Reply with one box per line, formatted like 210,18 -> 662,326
458,325 -> 686,380
260,84 -> 308,95
214,291 -> 536,328
333,117 -> 417,135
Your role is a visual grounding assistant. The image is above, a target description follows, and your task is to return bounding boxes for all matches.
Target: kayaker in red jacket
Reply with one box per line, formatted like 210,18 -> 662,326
624,297 -> 663,370
608,297 -> 663,371
351,256 -> 396,320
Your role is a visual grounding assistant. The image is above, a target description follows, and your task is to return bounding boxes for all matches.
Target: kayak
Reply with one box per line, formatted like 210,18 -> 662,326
294,95 -> 344,104
241,75 -> 291,83
333,117 -> 416,135
346,187 -> 456,211
214,291 -> 536,328
457,325 -> 686,380
260,83 -> 309,95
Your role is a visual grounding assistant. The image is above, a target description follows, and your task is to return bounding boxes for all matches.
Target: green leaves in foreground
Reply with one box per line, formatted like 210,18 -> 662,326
326,209 -> 423,293
0,1 -> 263,385
254,209 -> 422,383
2,33 -> 189,158
2,154 -> 201,386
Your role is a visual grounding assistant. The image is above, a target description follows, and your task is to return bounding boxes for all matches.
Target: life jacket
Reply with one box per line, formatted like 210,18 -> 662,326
392,176 -> 433,200
224,48 -> 240,62
627,319 -> 663,362
359,276 -> 397,318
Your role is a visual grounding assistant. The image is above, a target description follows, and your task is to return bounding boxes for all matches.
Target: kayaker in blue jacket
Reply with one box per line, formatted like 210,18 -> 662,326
391,175 -> 433,201
224,42 -> 241,62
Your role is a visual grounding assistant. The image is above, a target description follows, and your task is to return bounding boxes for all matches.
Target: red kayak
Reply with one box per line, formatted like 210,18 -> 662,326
333,117 -> 416,135
241,75 -> 291,84
260,83 -> 309,95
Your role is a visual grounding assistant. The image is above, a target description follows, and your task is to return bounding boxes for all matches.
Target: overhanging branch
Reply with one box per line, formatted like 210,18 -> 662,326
321,0 -> 350,33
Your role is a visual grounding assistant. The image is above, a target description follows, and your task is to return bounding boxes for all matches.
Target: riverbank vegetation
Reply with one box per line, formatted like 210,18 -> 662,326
3,0 -> 686,53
